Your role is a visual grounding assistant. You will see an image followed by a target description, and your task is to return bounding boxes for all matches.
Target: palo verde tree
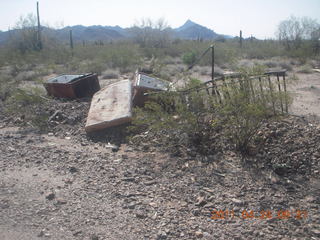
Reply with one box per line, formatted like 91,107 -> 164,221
8,13 -> 41,54
277,15 -> 319,51
130,18 -> 173,48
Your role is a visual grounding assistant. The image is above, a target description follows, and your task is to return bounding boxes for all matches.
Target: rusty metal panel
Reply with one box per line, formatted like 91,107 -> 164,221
44,73 -> 100,98
85,80 -> 132,133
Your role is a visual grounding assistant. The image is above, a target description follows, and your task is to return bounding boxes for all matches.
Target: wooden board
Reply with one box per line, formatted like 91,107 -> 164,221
85,80 -> 132,133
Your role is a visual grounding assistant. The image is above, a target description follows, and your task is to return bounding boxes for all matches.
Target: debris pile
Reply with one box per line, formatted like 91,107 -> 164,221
44,70 -> 173,133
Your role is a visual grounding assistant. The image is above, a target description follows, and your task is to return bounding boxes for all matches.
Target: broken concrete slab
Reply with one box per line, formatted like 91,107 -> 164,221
44,73 -> 100,99
85,80 -> 132,133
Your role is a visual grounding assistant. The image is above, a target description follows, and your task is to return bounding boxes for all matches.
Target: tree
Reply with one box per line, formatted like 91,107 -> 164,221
130,18 -> 172,48
277,16 -> 319,50
8,13 -> 40,53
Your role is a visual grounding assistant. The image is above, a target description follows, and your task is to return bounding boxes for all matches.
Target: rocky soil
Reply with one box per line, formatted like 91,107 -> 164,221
0,95 -> 319,240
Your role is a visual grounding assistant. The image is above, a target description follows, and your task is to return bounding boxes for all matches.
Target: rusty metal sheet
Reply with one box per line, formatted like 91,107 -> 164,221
85,80 -> 132,133
44,73 -> 100,98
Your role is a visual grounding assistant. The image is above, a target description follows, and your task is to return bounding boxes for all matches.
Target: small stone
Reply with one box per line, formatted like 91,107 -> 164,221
45,192 -> 55,200
56,198 -> 67,205
69,166 -> 78,173
231,198 -> 243,206
195,231 -> 203,238
135,210 -> 147,219
145,180 -> 157,186
311,229 -> 320,237
127,202 -> 136,209
105,144 -> 119,152
37,230 -> 44,237
73,230 -> 82,236
91,234 -> 99,240
195,196 -> 207,207
157,231 -> 167,240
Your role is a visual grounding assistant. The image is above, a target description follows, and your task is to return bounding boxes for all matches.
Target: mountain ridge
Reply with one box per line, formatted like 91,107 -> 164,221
0,20 -> 233,45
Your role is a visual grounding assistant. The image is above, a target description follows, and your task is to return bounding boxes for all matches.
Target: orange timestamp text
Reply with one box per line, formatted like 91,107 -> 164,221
210,209 -> 308,220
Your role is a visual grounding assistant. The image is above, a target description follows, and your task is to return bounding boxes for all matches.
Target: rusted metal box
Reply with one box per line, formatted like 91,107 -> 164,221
44,73 -> 100,98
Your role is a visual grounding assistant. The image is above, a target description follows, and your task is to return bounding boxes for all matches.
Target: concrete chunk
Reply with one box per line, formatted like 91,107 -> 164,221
85,80 -> 132,133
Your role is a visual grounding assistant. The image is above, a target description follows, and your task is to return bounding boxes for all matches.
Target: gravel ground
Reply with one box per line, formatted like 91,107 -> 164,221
0,96 -> 319,240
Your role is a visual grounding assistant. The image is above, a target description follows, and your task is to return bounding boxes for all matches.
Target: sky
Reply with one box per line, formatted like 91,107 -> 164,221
0,0 -> 319,39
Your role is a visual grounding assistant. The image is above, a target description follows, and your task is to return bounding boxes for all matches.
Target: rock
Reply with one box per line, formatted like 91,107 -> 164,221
127,202 -> 137,209
69,166 -> 78,173
195,196 -> 207,207
157,230 -> 167,240
135,210 -> 147,219
73,230 -> 82,236
45,192 -> 55,200
195,231 -> 204,238
91,235 -> 99,240
145,180 -> 157,186
231,198 -> 243,206
56,198 -> 67,205
105,144 -> 119,152
37,230 -> 44,237
311,229 -> 320,237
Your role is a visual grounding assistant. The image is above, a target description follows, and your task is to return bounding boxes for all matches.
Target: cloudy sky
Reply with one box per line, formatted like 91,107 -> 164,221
1,0 -> 319,39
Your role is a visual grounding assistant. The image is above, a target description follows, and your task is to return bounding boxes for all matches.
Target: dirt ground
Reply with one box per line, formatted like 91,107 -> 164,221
0,70 -> 320,240
288,72 -> 320,120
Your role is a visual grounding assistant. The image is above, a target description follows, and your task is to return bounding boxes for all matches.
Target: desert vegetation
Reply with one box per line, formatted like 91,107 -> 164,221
0,12 -> 320,240
1,14 -> 318,137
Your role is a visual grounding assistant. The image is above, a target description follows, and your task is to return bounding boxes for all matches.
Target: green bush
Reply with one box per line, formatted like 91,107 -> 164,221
130,66 -> 291,155
5,87 -> 49,131
182,52 -> 196,65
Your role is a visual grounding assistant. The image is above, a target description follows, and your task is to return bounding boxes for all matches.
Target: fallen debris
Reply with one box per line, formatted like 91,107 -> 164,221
44,73 -> 100,98
85,79 -> 132,133
133,71 -> 173,106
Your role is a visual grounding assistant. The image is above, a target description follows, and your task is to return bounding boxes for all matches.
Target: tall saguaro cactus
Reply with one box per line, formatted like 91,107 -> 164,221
36,1 -> 42,50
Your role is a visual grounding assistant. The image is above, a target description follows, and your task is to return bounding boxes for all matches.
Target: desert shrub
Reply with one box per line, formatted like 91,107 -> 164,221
297,64 -> 313,73
81,60 -> 105,75
0,76 -> 17,101
212,66 -> 292,152
130,66 -> 291,155
182,51 -> 196,65
278,61 -> 293,71
264,60 -> 278,68
131,79 -> 203,138
243,40 -> 285,59
5,87 -> 49,131
101,69 -> 120,79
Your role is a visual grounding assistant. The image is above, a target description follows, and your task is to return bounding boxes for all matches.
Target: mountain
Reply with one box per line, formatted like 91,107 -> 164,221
0,20 -> 232,45
174,20 -> 222,40
55,25 -> 124,42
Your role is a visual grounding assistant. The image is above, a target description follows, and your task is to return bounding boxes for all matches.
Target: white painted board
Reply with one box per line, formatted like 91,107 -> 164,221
85,80 -> 132,133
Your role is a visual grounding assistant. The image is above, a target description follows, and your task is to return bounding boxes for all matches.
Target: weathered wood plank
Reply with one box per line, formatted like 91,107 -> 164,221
85,80 -> 132,133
